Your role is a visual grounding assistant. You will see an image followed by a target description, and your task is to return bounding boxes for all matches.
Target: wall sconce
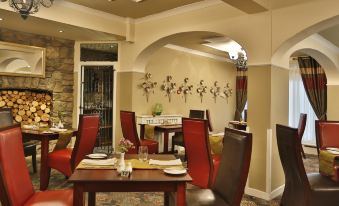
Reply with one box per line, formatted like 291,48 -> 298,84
196,80 -> 207,103
161,75 -> 176,102
177,78 -> 193,103
222,83 -> 232,103
210,81 -> 221,103
139,72 -> 157,102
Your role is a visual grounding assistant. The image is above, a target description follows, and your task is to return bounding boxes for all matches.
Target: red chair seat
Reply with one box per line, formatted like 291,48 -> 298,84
141,139 -> 159,154
24,189 -> 73,206
48,148 -> 72,177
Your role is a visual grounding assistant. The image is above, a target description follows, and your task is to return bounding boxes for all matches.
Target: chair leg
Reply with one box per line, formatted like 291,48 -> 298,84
32,149 -> 37,173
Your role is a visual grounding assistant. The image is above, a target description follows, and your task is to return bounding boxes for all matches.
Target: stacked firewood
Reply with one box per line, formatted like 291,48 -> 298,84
0,90 -> 52,126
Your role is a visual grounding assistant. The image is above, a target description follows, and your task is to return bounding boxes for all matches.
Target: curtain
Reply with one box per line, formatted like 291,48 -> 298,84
297,57 -> 327,120
234,67 -> 248,121
289,61 -> 318,146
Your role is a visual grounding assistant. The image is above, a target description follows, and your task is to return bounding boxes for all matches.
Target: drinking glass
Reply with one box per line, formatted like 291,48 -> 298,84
138,146 -> 148,161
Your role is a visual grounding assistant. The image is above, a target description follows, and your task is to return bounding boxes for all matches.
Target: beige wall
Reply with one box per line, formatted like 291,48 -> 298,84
270,66 -> 289,190
327,85 -> 339,120
247,65 -> 271,191
133,47 -> 236,132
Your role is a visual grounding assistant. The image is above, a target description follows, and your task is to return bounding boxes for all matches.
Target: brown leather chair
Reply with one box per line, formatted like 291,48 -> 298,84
171,109 -> 205,152
297,113 -> 307,159
120,111 -> 159,154
0,108 -> 37,173
315,120 -> 339,155
172,127 -> 252,205
45,114 -> 100,188
277,124 -> 339,206
0,124 -> 73,206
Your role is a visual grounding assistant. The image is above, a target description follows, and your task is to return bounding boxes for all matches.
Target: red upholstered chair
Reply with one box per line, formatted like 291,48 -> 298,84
170,127 -> 252,206
315,120 -> 339,155
46,114 -> 100,187
297,113 -> 307,159
0,124 -> 73,206
182,118 -> 219,188
120,111 -> 159,154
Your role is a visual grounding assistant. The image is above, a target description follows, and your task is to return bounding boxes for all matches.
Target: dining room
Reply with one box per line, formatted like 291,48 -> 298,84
1,0 -> 339,206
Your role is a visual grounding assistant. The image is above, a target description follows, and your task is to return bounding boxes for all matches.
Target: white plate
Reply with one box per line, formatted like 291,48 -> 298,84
164,169 -> 187,175
87,153 -> 107,159
326,147 -> 339,151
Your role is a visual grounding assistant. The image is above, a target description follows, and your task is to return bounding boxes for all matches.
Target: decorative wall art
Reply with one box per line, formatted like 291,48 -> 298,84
210,81 -> 221,103
139,72 -> 157,102
222,83 -> 233,103
177,77 -> 193,103
196,80 -> 208,103
161,75 -> 176,102
0,41 -> 46,77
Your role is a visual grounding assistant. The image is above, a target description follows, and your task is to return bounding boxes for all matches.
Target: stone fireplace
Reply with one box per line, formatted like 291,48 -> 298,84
0,28 -> 75,127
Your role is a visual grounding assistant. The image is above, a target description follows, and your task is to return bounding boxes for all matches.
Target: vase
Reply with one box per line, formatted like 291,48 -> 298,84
117,152 -> 125,173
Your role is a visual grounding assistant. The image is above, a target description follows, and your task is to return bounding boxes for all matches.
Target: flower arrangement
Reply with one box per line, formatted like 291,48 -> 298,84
118,138 -> 135,153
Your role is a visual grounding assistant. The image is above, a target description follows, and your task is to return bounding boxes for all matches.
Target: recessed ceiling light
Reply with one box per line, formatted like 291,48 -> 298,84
59,30 -> 63,33
0,18 -> 3,21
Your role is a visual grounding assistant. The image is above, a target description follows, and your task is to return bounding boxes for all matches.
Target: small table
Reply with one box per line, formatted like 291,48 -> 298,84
140,124 -> 182,153
22,128 -> 77,191
69,154 -> 192,206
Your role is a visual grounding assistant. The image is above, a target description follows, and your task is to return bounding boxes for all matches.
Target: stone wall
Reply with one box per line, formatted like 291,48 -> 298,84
0,28 -> 74,127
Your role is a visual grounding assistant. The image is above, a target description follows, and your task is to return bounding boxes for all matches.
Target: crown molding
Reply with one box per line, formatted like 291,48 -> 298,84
136,0 -> 223,23
165,44 -> 232,63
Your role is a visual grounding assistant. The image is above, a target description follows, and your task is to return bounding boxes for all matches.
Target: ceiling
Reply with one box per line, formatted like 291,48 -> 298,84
319,25 -> 339,48
65,0 -> 205,18
0,9 -> 124,41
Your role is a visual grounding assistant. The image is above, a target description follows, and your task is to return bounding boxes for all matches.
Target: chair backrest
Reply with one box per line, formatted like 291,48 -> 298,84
276,124 -> 310,206
0,124 -> 34,206
182,117 -> 213,188
71,114 -> 100,170
189,109 -> 205,119
0,108 -> 13,127
315,120 -> 339,154
206,109 -> 214,132
120,111 -> 140,154
212,127 -> 252,206
297,113 -> 307,139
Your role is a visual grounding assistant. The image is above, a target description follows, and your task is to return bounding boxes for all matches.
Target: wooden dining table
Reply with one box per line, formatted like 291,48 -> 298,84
69,154 -> 192,206
140,124 -> 182,153
22,128 -> 77,191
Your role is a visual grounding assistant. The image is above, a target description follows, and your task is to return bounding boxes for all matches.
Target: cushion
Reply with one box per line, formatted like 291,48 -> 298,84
144,124 -> 155,140
53,131 -> 74,151
48,148 -> 72,177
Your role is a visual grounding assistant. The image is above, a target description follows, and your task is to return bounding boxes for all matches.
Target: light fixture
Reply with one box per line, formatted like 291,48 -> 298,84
0,17 -> 3,21
1,0 -> 54,20
58,30 -> 63,33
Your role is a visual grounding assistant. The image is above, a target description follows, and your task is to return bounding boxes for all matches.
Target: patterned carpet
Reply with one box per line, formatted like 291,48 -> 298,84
25,154 -> 318,206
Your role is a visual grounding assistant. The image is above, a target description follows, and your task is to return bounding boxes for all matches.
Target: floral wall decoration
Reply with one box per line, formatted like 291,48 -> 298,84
177,77 -> 193,103
222,83 -> 233,103
210,81 -> 221,103
161,75 -> 177,102
196,80 -> 208,103
139,72 -> 157,102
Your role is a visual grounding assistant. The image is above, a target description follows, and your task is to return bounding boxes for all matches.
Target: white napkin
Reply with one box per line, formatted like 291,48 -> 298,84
210,132 -> 224,137
82,158 -> 117,166
50,128 -> 67,132
149,159 -> 182,166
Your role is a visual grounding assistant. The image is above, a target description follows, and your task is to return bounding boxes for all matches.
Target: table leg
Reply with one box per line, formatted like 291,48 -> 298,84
88,192 -> 96,206
140,124 -> 145,140
163,131 -> 169,153
164,192 -> 169,206
40,137 -> 50,191
73,185 -> 84,206
176,183 -> 186,206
